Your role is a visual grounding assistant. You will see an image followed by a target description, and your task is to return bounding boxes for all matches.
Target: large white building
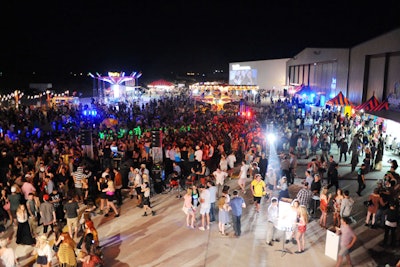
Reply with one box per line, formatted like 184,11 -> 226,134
228,58 -> 289,91
229,28 -> 400,112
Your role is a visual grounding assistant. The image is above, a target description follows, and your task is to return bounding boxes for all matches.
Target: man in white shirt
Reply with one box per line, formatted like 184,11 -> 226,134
266,197 -> 280,246
194,146 -> 203,170
226,151 -> 237,177
194,146 -> 203,163
198,184 -> 211,231
213,168 -> 228,187
207,181 -> 217,222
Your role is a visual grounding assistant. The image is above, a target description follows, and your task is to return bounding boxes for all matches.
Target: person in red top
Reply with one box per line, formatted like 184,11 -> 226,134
113,168 -> 123,207
319,186 -> 332,228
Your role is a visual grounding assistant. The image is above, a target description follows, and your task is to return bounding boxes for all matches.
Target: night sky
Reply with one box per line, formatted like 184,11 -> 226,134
1,0 -> 399,90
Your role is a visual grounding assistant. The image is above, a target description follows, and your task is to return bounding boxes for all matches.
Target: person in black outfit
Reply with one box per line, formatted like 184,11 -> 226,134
102,143 -> 112,169
381,202 -> 398,247
328,163 -> 339,191
258,152 -> 268,179
356,164 -> 366,196
339,139 -> 348,162
310,174 -> 322,215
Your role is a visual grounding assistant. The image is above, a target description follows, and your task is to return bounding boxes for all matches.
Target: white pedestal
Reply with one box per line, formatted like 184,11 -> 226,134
325,229 -> 340,261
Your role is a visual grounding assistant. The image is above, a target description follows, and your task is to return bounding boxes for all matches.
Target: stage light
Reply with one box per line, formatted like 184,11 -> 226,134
113,85 -> 120,98
267,133 -> 276,143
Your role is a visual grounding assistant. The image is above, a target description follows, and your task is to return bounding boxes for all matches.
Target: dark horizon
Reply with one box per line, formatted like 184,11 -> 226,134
1,1 -> 399,92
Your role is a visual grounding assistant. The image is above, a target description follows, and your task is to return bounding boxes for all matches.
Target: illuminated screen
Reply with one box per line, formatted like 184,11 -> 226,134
229,69 -> 258,85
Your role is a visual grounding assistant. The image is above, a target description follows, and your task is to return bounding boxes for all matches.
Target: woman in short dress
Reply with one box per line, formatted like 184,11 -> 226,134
33,235 -> 52,267
102,177 -> 119,218
182,188 -> 196,228
319,187 -> 331,228
333,188 -> 344,227
365,187 -> 384,228
217,195 -> 230,236
191,185 -> 200,208
96,177 -> 107,215
141,182 -> 155,217
295,205 -> 309,253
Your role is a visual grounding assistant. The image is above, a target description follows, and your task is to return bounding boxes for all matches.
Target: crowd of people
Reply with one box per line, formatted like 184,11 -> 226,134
0,91 -> 398,266
174,97 -> 400,266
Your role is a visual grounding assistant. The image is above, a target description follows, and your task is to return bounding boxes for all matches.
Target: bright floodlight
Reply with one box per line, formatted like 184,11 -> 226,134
267,133 -> 276,143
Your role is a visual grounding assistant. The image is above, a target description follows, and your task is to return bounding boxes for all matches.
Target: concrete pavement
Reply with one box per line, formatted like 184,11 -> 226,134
5,145 -> 400,267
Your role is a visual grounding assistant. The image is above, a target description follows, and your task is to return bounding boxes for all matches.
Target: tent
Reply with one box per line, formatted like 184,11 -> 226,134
354,95 -> 380,111
148,79 -> 174,87
326,91 -> 353,106
370,99 -> 389,111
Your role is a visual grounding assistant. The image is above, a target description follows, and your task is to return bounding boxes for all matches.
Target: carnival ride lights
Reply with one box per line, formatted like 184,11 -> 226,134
89,71 -> 142,100
88,71 -> 142,85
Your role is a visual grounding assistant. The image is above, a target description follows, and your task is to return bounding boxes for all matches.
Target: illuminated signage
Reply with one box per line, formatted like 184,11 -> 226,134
232,64 -> 251,71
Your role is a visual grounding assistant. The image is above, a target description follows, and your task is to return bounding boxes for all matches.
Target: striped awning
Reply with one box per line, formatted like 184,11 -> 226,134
326,91 -> 353,106
370,99 -> 389,111
355,95 -> 380,111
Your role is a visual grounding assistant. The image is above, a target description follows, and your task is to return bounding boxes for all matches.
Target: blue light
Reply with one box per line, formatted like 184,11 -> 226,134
310,94 -> 315,98
329,92 -> 336,98
83,110 -> 88,116
302,93 -> 307,98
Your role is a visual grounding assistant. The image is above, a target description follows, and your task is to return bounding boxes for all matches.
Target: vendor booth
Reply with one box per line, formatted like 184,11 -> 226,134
326,91 -> 353,115
354,95 -> 380,112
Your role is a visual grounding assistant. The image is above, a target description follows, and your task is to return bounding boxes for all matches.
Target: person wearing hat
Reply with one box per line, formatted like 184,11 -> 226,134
33,234 -> 52,267
139,164 -> 149,177
0,237 -> 18,267
39,194 -> 56,235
